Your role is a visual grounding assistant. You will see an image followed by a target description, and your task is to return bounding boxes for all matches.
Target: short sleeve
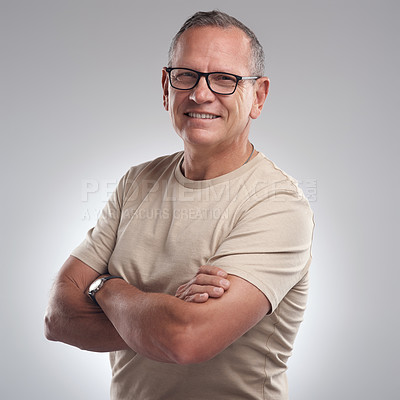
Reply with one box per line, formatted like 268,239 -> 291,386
206,187 -> 314,313
71,172 -> 127,274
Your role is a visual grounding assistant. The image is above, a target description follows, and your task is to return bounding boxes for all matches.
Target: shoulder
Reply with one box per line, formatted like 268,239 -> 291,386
124,152 -> 183,182
248,153 -> 302,194
110,152 -> 182,206
237,152 -> 315,236
118,152 -> 182,192
235,152 -> 310,209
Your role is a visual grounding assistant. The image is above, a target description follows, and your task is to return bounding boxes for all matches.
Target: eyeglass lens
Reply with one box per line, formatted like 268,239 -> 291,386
169,69 -> 237,94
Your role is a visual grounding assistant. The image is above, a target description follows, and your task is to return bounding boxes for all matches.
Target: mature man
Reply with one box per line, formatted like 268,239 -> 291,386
45,10 -> 314,400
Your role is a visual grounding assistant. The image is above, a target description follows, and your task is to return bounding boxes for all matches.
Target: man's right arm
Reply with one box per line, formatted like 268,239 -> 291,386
44,256 -> 130,352
44,256 -> 228,352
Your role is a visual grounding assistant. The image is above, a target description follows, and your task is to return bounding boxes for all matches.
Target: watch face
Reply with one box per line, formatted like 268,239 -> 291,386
89,278 -> 102,293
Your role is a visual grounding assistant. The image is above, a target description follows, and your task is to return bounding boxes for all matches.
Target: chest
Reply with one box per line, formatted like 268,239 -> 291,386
108,181 -> 238,294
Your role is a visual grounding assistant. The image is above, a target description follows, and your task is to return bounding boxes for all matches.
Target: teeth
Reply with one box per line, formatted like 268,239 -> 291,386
187,113 -> 218,119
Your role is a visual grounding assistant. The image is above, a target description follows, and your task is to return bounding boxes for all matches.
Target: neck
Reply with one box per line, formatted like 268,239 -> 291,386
181,141 -> 257,180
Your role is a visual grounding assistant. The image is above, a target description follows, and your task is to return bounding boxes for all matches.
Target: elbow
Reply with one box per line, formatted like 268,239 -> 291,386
167,327 -> 218,365
44,310 -> 58,342
172,350 -> 204,366
44,310 -> 87,351
44,306 -> 65,344
172,342 -> 216,365
130,322 -> 211,365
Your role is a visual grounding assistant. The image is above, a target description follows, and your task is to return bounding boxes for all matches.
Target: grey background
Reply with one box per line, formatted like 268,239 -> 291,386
1,0 -> 398,399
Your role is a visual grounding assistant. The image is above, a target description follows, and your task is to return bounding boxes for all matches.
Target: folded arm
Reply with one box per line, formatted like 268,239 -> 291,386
44,257 -> 230,352
45,256 -> 271,364
95,266 -> 270,364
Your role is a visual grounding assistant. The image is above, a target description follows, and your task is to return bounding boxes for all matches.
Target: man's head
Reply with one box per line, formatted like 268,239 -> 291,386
162,11 -> 269,154
168,10 -> 265,77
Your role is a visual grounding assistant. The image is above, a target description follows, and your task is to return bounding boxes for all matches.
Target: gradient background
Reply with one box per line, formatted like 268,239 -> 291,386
1,1 -> 398,399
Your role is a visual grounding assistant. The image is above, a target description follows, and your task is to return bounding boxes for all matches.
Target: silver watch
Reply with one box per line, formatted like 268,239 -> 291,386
88,275 -> 123,306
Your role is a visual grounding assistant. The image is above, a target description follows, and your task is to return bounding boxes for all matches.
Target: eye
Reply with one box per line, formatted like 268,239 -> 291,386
174,70 -> 197,80
213,74 -> 236,82
210,73 -> 237,89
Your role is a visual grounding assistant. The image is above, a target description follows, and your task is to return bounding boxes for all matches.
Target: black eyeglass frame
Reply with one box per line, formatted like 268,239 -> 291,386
165,67 -> 260,95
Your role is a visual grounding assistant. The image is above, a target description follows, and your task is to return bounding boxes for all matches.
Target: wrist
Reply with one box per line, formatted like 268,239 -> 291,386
87,275 -> 123,306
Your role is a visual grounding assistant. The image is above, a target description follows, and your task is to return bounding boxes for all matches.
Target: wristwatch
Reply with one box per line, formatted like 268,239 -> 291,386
88,275 -> 123,306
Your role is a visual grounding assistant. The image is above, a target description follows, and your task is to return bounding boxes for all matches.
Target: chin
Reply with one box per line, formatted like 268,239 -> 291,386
180,130 -> 222,148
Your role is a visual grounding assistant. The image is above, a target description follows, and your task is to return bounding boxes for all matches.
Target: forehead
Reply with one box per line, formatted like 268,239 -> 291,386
172,26 -> 252,74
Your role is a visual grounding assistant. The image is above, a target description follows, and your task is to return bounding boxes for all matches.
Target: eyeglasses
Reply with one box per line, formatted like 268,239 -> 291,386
165,67 -> 260,95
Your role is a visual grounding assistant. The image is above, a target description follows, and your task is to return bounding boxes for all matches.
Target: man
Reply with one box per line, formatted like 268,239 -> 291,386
45,10 -> 314,400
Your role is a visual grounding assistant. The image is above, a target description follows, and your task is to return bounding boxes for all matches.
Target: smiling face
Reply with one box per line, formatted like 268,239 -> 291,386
162,26 -> 268,154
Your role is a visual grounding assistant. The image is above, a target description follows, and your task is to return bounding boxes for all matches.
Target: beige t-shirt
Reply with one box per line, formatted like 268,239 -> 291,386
72,151 -> 314,400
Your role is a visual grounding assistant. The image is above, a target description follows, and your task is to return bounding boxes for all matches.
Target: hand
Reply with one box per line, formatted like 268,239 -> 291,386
175,265 -> 230,303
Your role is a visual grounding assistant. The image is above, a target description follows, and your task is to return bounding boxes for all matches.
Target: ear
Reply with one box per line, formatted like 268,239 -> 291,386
162,68 -> 169,111
250,77 -> 270,119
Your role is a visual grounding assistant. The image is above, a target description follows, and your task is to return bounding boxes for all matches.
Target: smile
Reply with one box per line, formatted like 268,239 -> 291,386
185,112 -> 219,119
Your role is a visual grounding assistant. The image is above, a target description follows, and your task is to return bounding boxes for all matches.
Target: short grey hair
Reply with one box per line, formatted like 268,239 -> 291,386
168,10 -> 265,76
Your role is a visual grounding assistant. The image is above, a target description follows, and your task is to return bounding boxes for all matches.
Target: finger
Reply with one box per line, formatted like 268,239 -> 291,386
194,274 -> 230,290
198,265 -> 228,278
184,293 -> 209,303
175,279 -> 196,297
184,284 -> 226,298
175,284 -> 188,298
176,284 -> 204,299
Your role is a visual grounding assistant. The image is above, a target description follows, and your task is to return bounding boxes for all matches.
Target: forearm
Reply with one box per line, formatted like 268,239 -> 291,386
45,280 -> 129,352
95,274 -> 270,365
95,279 -> 196,363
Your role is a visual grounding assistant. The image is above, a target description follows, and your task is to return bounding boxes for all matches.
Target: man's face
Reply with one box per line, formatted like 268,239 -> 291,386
162,26 -> 266,151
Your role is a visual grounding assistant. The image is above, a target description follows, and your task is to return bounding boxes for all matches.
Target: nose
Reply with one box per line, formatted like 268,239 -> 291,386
188,76 -> 215,104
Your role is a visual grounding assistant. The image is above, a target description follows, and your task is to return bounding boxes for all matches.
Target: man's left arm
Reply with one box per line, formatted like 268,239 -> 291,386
94,271 -> 270,364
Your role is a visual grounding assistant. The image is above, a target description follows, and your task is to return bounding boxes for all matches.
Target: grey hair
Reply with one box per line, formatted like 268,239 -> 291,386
168,10 -> 265,76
